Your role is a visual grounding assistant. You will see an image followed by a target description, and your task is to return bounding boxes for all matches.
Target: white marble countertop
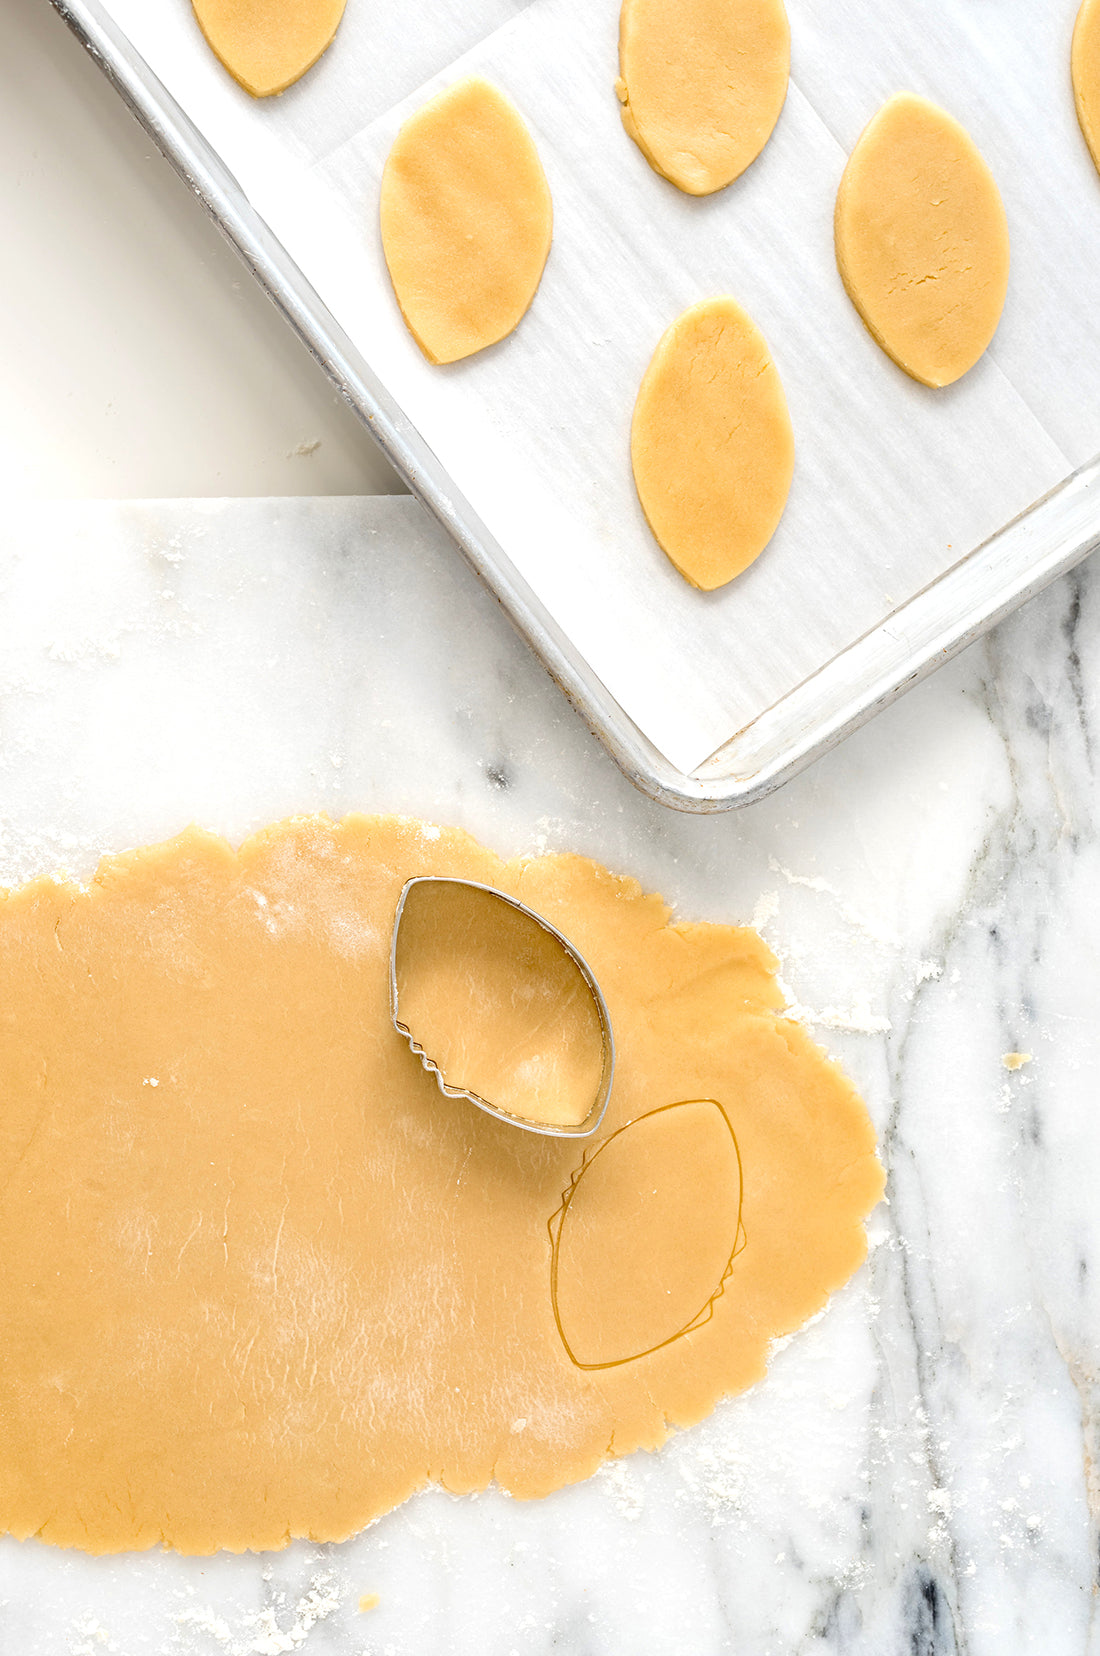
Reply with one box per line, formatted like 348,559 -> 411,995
0,495 -> 1097,1656
2,0 -> 396,500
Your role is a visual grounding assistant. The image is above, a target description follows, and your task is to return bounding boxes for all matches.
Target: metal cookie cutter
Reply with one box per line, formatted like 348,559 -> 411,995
390,876 -> 615,1138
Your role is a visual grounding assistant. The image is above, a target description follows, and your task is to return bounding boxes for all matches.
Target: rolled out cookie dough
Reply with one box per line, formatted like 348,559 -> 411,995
616,0 -> 790,195
1073,0 -> 1100,177
191,0 -> 346,97
631,296 -> 795,590
380,79 -> 553,365
834,93 -> 1010,389
0,815 -> 884,1554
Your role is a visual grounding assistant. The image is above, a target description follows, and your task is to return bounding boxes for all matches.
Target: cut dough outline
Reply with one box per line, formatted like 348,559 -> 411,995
548,1099 -> 747,1370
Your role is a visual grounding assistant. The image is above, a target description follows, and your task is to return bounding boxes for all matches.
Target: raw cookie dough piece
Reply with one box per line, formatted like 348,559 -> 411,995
192,0 -> 346,97
0,814 -> 884,1555
393,879 -> 606,1130
834,93 -> 1010,388
616,0 -> 790,195
380,79 -> 553,365
1073,0 -> 1100,176
631,296 -> 794,590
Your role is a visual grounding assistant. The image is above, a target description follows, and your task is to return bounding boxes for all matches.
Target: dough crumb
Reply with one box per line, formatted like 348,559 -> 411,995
358,1594 -> 380,1613
1002,1052 -> 1033,1071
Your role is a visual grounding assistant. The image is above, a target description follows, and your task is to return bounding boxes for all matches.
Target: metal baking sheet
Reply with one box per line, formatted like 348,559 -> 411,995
49,0 -> 1100,810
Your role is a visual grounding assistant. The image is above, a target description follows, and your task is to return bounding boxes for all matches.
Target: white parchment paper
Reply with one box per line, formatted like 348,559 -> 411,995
100,0 -> 1100,772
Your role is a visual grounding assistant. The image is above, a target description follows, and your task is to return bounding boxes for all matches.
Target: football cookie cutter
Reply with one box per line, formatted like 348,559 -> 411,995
390,876 -> 615,1138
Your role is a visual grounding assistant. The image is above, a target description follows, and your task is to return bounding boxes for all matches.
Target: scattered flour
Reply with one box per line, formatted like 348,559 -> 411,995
171,1571 -> 344,1655
754,869 -> 895,1035
595,1455 -> 646,1521
750,890 -> 779,932
175,1606 -> 233,1646
48,636 -> 122,665
767,857 -> 901,949
0,816 -> 111,890
779,990 -> 892,1036
69,1616 -> 118,1655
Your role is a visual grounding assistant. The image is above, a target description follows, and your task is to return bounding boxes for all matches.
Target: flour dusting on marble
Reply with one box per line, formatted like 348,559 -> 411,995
68,1616 -> 118,1655
777,988 -> 893,1036
767,856 -> 902,949
171,1570 -> 345,1654
594,1456 -> 646,1521
750,889 -> 780,932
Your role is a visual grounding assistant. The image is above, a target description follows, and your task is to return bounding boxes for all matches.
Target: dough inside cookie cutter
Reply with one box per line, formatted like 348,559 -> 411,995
390,877 -> 615,1137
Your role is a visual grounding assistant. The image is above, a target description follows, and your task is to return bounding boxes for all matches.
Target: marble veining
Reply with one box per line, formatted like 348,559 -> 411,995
0,497 -> 1098,1655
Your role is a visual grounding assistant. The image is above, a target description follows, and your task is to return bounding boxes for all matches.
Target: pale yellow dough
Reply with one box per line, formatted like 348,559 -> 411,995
834,93 -> 1010,388
0,815 -> 883,1555
631,296 -> 795,591
616,0 -> 790,195
1073,0 -> 1100,176
191,0 -> 346,97
380,79 -> 553,365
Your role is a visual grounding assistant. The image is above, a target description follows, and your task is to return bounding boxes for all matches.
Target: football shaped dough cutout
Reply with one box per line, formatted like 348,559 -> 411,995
381,79 -> 553,365
616,0 -> 790,195
1073,0 -> 1100,177
835,93 -> 1010,388
631,297 -> 795,590
192,0 -> 346,97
